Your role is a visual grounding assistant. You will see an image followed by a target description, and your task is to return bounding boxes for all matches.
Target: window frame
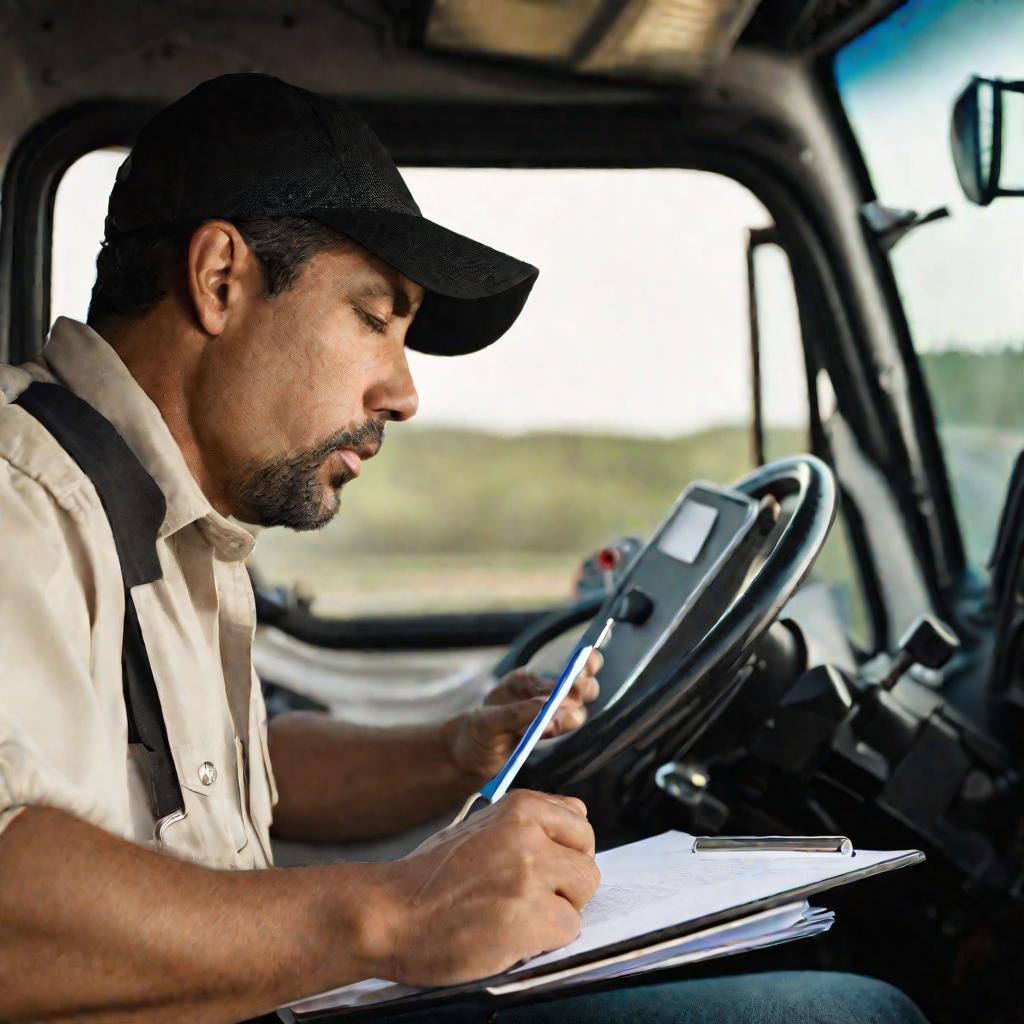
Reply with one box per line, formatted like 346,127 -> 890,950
3,92 -> 916,652
821,61 -> 969,592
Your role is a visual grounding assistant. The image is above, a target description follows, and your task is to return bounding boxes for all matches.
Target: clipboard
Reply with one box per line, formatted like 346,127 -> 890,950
279,835 -> 924,1022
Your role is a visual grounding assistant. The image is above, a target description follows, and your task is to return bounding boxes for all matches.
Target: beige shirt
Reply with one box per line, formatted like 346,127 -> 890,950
0,317 -> 277,869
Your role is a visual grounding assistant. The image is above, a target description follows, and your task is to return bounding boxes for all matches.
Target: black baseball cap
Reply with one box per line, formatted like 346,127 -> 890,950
104,73 -> 539,356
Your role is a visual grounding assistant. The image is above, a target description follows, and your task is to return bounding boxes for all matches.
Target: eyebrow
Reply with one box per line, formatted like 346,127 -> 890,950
354,281 -> 417,317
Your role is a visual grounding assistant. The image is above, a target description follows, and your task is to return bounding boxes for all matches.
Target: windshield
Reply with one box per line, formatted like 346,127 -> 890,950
835,0 -> 1024,569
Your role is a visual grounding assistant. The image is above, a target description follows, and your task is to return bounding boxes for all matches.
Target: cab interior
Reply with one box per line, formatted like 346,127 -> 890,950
2,2 -> 1023,1022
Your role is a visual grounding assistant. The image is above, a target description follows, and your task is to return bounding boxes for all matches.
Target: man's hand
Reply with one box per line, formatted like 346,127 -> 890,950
0,797 -> 599,1021
444,651 -> 603,781
268,651 -> 601,844
372,790 -> 601,986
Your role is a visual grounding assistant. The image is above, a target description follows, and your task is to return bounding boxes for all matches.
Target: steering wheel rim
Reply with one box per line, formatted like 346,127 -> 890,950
519,455 -> 837,792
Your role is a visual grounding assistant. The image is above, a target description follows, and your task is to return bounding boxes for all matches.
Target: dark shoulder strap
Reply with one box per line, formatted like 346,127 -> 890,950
15,382 -> 165,585
14,381 -> 185,822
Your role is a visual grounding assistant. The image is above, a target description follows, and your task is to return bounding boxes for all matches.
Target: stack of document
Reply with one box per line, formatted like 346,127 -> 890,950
282,830 -> 923,1021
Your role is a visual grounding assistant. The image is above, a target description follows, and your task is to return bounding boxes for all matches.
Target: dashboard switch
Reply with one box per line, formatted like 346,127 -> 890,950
613,586 -> 655,626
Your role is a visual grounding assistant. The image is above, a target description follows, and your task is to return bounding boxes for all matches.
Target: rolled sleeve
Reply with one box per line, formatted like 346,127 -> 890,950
0,723 -> 100,839
0,460 -> 124,840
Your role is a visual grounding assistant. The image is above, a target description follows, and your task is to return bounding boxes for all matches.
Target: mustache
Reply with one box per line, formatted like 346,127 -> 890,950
307,418 -> 386,463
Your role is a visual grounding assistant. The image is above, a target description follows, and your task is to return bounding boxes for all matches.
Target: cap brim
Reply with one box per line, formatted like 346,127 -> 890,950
312,208 -> 538,357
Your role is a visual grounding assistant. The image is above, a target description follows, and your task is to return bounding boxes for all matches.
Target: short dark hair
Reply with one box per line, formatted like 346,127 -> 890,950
86,216 -> 344,327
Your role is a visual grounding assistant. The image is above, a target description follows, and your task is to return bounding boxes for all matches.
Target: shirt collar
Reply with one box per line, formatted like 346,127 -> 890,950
38,318 -> 255,562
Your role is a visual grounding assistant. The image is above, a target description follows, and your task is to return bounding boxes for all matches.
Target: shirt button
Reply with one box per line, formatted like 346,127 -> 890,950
198,761 -> 218,786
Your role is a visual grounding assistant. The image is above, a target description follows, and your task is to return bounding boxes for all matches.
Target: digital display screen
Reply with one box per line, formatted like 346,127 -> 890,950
657,500 -> 719,564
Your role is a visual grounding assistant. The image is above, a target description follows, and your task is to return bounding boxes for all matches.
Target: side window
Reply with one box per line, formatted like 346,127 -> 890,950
51,149 -> 126,322
50,153 -> 869,639
835,0 -> 1024,570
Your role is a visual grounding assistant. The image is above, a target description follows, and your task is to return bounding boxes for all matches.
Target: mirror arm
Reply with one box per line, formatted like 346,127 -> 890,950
860,200 -> 950,252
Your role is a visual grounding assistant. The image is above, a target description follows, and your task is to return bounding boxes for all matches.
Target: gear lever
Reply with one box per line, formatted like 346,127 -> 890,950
878,614 -> 960,691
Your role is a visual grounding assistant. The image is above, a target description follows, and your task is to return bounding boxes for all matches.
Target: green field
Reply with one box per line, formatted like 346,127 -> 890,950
253,424 -> 765,614
920,348 -> 1024,567
252,345 -> 1024,626
921,348 -> 1024,431
252,423 -> 867,619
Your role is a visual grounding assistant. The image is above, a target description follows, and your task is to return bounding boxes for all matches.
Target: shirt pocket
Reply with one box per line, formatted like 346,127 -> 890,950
164,739 -> 249,867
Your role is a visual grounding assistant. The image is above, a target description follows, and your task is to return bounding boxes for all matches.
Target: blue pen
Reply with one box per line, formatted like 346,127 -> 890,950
451,617 -> 615,825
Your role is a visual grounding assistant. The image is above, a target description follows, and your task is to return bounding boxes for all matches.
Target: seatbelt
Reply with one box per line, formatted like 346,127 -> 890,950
14,382 -> 186,832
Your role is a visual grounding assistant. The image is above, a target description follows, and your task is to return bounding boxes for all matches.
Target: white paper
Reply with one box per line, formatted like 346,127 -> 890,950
516,830 -> 914,972
599,908 -> 836,982
288,977 -> 414,1013
488,902 -> 827,995
286,831 -> 920,1017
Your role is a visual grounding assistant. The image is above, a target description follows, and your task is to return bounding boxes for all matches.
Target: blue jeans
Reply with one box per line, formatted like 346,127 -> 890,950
390,972 -> 928,1024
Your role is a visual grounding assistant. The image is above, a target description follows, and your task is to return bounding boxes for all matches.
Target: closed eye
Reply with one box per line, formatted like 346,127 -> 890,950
354,306 -> 388,334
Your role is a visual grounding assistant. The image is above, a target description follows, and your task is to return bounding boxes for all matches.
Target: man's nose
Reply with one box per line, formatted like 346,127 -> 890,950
389,378 -> 419,422
370,349 -> 419,423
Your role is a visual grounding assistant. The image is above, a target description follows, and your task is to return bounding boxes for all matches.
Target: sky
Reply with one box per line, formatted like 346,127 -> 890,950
836,0 -> 1024,352
50,0 -> 1024,435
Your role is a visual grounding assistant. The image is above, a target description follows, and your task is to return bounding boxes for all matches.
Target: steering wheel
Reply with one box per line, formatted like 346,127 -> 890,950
516,455 -> 837,797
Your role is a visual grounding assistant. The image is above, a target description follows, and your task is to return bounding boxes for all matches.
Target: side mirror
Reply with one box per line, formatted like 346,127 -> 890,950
951,76 -> 1024,206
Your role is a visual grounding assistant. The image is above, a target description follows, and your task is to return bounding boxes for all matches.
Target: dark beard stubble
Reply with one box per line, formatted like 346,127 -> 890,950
231,419 -> 385,531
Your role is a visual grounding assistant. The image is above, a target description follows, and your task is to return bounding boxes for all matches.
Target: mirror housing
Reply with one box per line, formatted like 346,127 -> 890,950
951,75 -> 1024,206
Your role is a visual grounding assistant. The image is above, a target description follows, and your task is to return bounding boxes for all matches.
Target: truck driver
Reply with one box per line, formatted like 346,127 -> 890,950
0,74 -> 927,1024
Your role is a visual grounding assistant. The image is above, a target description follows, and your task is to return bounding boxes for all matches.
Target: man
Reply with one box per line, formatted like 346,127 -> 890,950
0,74 -> 926,1023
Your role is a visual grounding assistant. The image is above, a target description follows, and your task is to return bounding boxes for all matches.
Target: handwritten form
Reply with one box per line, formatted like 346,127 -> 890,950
515,830 -> 905,971
286,830 -> 919,1017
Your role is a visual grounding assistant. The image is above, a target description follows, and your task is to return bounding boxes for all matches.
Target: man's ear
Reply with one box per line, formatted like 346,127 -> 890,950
186,220 -> 258,336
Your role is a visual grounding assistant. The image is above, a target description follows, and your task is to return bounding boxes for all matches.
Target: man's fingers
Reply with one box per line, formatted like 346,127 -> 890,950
539,668 -> 600,709
546,793 -> 588,818
543,703 -> 586,737
571,673 -> 600,704
503,790 -> 596,856
482,663 -> 599,742
547,848 -> 602,912
483,691 -> 589,740
483,686 -> 591,735
540,802 -> 596,856
485,671 -> 533,705
477,697 -> 546,737
534,896 -> 584,957
487,671 -> 560,705
491,650 -> 602,707
526,791 -> 588,819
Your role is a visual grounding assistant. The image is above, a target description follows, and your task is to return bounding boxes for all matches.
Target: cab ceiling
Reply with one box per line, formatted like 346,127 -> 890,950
0,0 -> 897,169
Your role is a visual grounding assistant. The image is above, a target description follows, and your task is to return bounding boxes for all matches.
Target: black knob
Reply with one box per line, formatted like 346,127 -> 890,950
612,586 -> 654,626
880,614 -> 960,690
899,614 -> 961,669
